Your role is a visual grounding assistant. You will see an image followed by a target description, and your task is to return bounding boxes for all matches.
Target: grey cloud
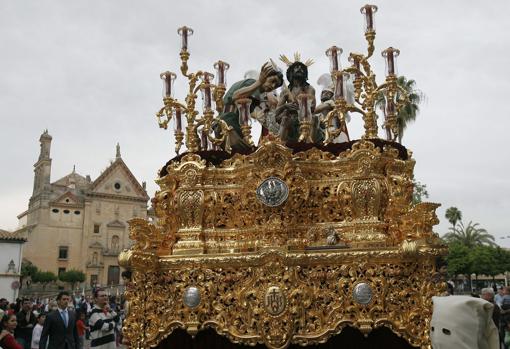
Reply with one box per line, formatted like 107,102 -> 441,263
1,0 -> 509,246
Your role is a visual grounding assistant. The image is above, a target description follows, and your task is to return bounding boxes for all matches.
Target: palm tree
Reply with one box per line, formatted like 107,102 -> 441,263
443,221 -> 496,248
394,76 -> 423,143
376,76 -> 424,143
445,207 -> 462,230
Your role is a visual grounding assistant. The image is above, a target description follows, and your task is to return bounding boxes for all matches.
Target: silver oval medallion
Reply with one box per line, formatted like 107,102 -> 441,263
256,177 -> 289,207
183,286 -> 201,308
353,282 -> 372,305
264,286 -> 286,316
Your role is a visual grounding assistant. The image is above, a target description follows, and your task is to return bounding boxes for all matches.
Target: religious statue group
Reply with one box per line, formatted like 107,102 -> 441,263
217,56 -> 351,152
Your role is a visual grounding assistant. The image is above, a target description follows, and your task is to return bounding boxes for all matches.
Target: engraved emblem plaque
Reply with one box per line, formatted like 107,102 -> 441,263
256,177 -> 289,207
353,282 -> 373,305
264,286 -> 286,316
183,286 -> 201,308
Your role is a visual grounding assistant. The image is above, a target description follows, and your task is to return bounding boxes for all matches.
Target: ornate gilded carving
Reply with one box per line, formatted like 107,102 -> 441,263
123,250 -> 446,349
352,178 -> 382,220
123,138 -> 447,349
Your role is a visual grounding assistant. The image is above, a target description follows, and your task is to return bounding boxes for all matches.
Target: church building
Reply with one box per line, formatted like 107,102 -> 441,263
17,131 -> 149,287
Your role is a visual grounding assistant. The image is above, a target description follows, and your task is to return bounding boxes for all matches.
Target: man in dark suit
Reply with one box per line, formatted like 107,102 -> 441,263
39,291 -> 79,349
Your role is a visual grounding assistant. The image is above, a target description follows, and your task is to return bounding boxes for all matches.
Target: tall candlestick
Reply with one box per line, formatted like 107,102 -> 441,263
382,47 -> 400,76
235,97 -> 254,146
334,71 -> 347,100
201,128 -> 208,150
326,46 -> 343,73
214,60 -> 230,87
386,97 -> 395,115
360,5 -> 378,33
174,106 -> 182,132
177,26 -> 194,51
236,98 -> 252,127
160,71 -> 177,98
200,72 -> 214,110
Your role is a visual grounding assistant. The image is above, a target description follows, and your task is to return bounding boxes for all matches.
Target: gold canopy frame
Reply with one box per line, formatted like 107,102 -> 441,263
120,137 -> 447,349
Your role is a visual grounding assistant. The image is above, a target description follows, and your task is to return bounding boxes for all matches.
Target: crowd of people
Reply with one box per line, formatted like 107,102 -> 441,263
0,289 -> 125,349
475,286 -> 510,349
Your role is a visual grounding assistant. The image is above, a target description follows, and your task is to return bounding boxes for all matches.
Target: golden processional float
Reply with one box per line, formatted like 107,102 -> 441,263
119,5 -> 447,349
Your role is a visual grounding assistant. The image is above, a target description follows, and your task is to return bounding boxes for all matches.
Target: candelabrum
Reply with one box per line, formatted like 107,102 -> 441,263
156,26 -> 232,154
323,4 -> 411,142
157,5 -> 414,155
297,93 -> 313,143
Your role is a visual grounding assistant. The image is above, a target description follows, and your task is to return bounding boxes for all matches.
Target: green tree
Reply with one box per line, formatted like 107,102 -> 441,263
412,179 -> 429,205
21,260 -> 38,277
394,76 -> 424,143
20,260 -> 38,289
493,247 -> 510,275
59,269 -> 86,290
486,247 -> 510,286
470,245 -> 497,287
376,76 -> 424,142
445,207 -> 462,230
32,271 -> 57,289
446,242 -> 473,281
443,221 -> 496,248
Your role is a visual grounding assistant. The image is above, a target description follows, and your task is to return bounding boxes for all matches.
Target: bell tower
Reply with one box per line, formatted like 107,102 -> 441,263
31,130 -> 52,199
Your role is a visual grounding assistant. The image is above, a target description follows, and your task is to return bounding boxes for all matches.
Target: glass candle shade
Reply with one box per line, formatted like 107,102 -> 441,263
325,46 -> 343,73
382,47 -> 400,76
297,94 -> 312,121
201,127 -> 209,150
214,60 -> 230,87
236,98 -> 252,127
173,106 -> 182,132
385,97 -> 396,116
200,72 -> 215,111
333,71 -> 348,100
360,5 -> 378,33
177,26 -> 194,51
160,71 -> 177,98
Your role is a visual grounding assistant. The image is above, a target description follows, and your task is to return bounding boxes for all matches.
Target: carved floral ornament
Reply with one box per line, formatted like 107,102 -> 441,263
122,138 -> 447,349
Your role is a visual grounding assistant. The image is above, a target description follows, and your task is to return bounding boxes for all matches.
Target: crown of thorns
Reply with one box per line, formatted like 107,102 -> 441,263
279,52 -> 314,67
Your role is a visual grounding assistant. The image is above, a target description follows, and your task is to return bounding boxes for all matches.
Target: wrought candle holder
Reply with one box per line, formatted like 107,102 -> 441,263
173,106 -> 184,153
213,60 -> 230,113
297,93 -> 313,143
156,5 -> 414,156
155,26 -> 232,154
322,71 -> 354,143
360,4 -> 378,58
325,46 -> 342,73
323,5 -> 412,142
235,98 -> 254,146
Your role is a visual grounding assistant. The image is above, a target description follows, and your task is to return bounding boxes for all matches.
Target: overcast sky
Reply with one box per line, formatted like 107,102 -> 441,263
1,1 -> 509,246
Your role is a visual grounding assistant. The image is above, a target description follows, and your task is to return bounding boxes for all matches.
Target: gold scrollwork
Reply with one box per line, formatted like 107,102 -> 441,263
123,138 -> 447,348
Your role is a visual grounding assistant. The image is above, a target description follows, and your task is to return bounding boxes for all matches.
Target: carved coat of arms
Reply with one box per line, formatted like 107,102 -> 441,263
264,286 -> 286,316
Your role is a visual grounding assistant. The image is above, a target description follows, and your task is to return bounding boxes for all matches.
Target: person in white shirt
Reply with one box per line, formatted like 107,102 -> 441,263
30,314 -> 45,349
496,286 -> 505,307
